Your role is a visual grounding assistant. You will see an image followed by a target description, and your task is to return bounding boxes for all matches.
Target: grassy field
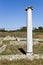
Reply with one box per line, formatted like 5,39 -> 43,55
0,31 -> 43,38
0,43 -> 26,55
33,44 -> 43,54
0,32 -> 26,38
0,41 -> 43,55
33,32 -> 43,38
0,31 -> 43,65
0,59 -> 43,65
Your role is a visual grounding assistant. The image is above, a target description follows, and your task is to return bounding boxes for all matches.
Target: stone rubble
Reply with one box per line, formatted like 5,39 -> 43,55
0,37 -> 43,60
0,54 -> 43,61
0,45 -> 7,53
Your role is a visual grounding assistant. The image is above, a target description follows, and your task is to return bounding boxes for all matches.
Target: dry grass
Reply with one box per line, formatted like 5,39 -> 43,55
0,31 -> 43,38
0,42 -> 43,55
0,32 -> 26,38
33,32 -> 43,38
0,44 -> 26,55
33,44 -> 43,54
0,59 -> 43,65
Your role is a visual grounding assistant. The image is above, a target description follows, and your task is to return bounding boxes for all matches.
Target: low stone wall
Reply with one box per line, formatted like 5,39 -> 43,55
10,41 -> 26,45
0,54 -> 43,61
0,37 -> 43,45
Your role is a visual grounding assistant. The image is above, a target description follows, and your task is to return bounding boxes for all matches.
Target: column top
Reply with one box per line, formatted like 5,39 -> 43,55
25,6 -> 33,11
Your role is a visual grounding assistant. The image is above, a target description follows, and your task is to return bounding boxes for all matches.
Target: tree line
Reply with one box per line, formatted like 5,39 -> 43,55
0,26 -> 43,32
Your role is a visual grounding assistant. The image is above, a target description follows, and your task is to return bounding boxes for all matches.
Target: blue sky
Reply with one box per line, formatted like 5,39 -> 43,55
0,0 -> 43,30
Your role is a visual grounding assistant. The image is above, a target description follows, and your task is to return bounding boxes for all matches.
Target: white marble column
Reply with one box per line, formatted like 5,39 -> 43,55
25,7 -> 33,55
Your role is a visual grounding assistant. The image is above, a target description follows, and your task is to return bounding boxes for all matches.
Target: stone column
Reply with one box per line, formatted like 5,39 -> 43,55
25,6 -> 33,55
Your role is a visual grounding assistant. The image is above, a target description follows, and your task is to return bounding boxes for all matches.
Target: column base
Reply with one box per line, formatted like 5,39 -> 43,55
26,52 -> 33,60
26,52 -> 33,56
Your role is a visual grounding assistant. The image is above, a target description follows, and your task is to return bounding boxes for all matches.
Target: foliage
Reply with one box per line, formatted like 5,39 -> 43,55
0,26 -> 43,32
33,26 -> 43,32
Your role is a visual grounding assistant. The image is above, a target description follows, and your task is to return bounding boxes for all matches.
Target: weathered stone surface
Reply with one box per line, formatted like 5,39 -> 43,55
0,37 -> 3,45
0,45 -> 7,53
0,54 -> 43,61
